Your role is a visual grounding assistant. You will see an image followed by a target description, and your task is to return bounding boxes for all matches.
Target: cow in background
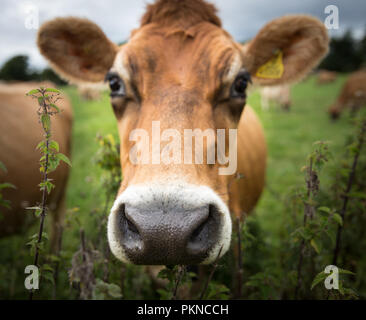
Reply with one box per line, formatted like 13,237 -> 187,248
0,81 -> 72,250
317,70 -> 337,84
328,70 -> 366,119
260,85 -> 291,111
77,82 -> 108,101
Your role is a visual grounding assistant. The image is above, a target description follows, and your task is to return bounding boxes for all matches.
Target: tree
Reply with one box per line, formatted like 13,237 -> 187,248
319,30 -> 363,72
0,55 -> 66,85
358,26 -> 366,68
38,68 -> 67,86
0,55 -> 30,81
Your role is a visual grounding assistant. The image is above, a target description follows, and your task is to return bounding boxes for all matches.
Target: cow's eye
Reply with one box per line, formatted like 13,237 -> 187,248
105,72 -> 126,97
231,70 -> 251,98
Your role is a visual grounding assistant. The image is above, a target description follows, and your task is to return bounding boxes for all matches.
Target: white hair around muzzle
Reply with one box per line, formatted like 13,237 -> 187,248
107,182 -> 232,265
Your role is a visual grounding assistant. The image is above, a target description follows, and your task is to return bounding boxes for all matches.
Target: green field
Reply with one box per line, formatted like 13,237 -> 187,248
1,73 -> 362,299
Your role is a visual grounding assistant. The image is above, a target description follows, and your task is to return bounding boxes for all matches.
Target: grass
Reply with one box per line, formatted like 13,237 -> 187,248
247,74 -> 351,242
0,73 -> 356,299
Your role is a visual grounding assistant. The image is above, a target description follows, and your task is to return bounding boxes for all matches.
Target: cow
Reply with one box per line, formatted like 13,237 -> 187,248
328,70 -> 366,119
260,85 -> 291,111
37,0 -> 328,265
317,69 -> 337,84
0,81 -> 73,250
77,82 -> 107,101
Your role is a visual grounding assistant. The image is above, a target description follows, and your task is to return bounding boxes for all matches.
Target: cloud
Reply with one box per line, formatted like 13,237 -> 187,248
0,0 -> 365,69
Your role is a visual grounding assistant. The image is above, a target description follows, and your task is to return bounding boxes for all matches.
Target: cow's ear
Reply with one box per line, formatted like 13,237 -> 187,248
37,17 -> 118,83
242,15 -> 329,86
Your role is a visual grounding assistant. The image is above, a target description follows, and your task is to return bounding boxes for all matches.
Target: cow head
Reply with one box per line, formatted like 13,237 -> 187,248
328,104 -> 341,119
38,0 -> 328,265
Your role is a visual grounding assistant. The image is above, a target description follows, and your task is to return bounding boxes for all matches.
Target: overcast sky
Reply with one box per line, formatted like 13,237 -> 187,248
1,0 -> 365,69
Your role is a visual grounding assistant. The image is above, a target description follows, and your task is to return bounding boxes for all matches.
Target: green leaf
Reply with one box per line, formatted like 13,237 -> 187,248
41,114 -> 51,131
0,183 -> 16,190
311,271 -> 327,290
107,284 -> 123,298
310,239 -> 321,254
26,206 -> 41,211
42,271 -> 55,285
26,206 -> 42,217
338,268 -> 356,276
92,279 -> 123,300
26,89 -> 40,95
48,254 -> 61,263
45,88 -> 60,93
36,140 -> 46,151
39,180 -> 55,194
48,157 -> 61,173
0,199 -> 11,209
318,206 -> 330,213
37,96 -> 45,106
50,103 -> 60,113
49,140 -> 59,152
42,264 -> 54,272
57,153 -> 72,167
0,161 -> 7,172
333,213 -> 343,226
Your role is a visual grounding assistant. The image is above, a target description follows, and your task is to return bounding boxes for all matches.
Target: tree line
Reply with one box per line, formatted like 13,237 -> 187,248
0,55 -> 66,85
319,29 -> 366,72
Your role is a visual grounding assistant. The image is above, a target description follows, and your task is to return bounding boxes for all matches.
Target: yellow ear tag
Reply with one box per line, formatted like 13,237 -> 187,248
255,50 -> 284,79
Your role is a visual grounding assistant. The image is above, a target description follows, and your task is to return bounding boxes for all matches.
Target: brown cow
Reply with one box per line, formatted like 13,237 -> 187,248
260,85 -> 291,111
317,69 -> 337,84
0,81 -> 73,249
328,70 -> 366,119
37,0 -> 328,265
77,82 -> 108,101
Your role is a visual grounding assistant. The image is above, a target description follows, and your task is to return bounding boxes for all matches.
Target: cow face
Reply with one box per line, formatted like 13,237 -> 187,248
328,105 -> 341,119
38,1 -> 328,265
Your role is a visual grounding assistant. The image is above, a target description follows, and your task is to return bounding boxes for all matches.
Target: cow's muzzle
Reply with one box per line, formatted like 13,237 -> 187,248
107,183 -> 232,265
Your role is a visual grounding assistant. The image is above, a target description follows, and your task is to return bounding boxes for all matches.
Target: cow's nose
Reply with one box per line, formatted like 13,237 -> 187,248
116,203 -> 220,265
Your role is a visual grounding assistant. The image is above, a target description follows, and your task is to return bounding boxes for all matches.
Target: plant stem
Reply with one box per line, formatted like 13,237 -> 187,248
172,266 -> 185,300
332,119 -> 366,266
295,157 -> 313,299
29,89 -> 50,301
199,246 -> 223,300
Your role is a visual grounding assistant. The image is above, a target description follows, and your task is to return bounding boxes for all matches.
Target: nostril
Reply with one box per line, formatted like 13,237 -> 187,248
191,220 -> 207,242
118,203 -> 142,246
126,214 -> 139,234
187,204 -> 218,255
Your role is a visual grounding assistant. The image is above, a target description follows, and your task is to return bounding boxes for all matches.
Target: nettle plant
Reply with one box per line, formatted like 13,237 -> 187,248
25,87 -> 71,299
68,133 -> 124,300
287,114 -> 366,299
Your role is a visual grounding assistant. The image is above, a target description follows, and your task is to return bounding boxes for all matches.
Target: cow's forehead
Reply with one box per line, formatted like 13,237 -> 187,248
113,23 -> 242,86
